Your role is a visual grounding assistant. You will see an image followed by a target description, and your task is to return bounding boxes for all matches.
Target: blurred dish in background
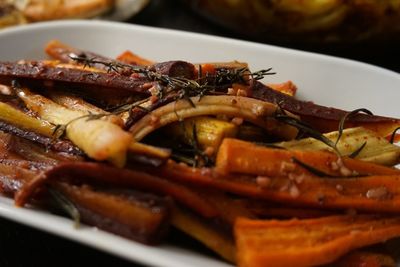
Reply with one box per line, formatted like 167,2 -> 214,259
0,0 -> 149,29
183,0 -> 400,43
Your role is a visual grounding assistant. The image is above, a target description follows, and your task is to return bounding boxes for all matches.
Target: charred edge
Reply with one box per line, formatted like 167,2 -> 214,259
250,80 -> 397,123
59,186 -> 172,244
0,61 -> 151,94
149,61 -> 196,80
0,120 -> 84,156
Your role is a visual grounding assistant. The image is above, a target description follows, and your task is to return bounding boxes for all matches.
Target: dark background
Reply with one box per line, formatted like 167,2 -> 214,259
0,0 -> 399,266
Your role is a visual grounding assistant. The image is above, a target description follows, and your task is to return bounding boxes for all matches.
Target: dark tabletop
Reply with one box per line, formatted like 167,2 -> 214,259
0,0 -> 399,266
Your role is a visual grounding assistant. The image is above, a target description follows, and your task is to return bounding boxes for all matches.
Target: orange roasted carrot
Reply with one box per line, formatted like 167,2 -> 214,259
251,81 -> 400,136
55,182 -> 170,244
245,202 -> 335,219
15,162 -> 219,218
116,50 -> 154,66
157,161 -> 400,213
215,138 -> 400,177
266,81 -> 297,96
234,215 -> 400,267
171,207 -> 236,262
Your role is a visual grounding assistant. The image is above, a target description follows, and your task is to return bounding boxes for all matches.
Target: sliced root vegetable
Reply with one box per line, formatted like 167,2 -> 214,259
47,90 -> 124,127
234,215 -> 400,267
54,183 -> 171,244
127,142 -> 172,167
266,81 -> 297,96
164,116 -> 238,152
172,207 -> 236,263
244,201 -> 335,219
45,40 -> 117,71
251,81 -> 400,136
275,127 -> 400,166
149,61 -> 196,79
197,61 -> 248,71
116,50 -> 154,66
15,86 -> 132,166
0,101 -> 55,136
157,161 -> 400,213
129,96 -> 298,141
5,134 -> 82,163
195,191 -> 256,224
0,120 -> 83,156
0,61 -> 151,95
15,162 -> 219,218
0,102 -> 82,155
215,138 -> 400,177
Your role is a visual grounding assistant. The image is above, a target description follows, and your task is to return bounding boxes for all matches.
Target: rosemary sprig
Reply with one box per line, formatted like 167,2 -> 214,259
389,127 -> 400,144
274,114 -> 339,155
291,157 -> 336,178
48,187 -> 80,228
349,141 -> 367,158
336,108 -> 373,146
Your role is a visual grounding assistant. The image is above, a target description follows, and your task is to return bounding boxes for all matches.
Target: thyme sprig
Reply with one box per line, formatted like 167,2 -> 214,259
52,55 -> 276,138
70,55 -> 275,99
52,112 -> 112,139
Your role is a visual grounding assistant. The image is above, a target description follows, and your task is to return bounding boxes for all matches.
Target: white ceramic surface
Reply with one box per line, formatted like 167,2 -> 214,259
0,20 -> 399,267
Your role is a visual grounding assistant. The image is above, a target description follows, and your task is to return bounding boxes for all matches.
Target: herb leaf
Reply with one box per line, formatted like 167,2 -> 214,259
336,108 -> 373,147
48,187 -> 80,228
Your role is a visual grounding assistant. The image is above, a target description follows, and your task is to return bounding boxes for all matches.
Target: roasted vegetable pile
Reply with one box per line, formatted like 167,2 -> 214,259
0,40 -> 400,267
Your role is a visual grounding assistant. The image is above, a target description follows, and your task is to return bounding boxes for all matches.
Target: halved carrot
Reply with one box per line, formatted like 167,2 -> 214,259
55,182 -> 170,244
215,138 -> 400,177
158,161 -> 400,213
116,50 -> 154,66
15,162 -> 219,218
171,207 -> 236,262
266,81 -> 297,96
234,215 -> 400,267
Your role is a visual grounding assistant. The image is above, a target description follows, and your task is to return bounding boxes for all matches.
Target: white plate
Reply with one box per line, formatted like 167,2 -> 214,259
0,20 -> 399,267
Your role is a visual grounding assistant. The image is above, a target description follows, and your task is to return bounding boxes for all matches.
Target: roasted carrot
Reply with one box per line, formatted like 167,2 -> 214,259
157,161 -> 400,213
244,201 -> 335,219
234,215 -> 400,267
265,81 -> 297,96
215,138 -> 400,177
251,81 -> 400,136
195,191 -> 255,224
55,183 -> 170,244
116,50 -> 154,66
45,39 -> 120,71
15,162 -> 219,218
171,207 -> 236,262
